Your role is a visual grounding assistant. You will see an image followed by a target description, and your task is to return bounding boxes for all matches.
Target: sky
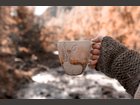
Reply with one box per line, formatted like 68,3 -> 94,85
34,6 -> 51,16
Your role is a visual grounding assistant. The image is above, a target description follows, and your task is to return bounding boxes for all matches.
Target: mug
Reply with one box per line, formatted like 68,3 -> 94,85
57,40 -> 91,75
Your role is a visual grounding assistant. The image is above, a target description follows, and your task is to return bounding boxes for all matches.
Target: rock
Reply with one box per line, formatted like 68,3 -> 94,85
16,67 -> 131,99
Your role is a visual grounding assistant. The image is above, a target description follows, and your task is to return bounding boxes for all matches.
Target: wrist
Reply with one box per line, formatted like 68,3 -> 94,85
95,36 -> 128,76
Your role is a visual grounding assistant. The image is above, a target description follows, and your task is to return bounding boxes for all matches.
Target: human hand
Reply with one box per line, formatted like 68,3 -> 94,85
88,35 -> 105,69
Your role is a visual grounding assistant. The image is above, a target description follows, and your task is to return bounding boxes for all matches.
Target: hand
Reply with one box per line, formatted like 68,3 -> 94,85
88,35 -> 105,69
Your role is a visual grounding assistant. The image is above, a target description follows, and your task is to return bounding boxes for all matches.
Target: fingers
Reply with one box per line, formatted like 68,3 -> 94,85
90,55 -> 99,60
89,55 -> 99,68
89,35 -> 105,69
90,49 -> 100,55
92,43 -> 101,49
89,44 -> 100,69
88,60 -> 97,69
89,60 -> 98,65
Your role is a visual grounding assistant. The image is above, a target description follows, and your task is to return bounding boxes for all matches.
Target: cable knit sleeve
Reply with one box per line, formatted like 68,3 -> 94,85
95,36 -> 140,97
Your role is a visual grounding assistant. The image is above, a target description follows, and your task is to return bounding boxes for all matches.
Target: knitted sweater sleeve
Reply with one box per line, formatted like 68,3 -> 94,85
95,36 -> 140,97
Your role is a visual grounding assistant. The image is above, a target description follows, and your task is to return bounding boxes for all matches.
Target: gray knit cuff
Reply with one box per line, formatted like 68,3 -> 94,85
95,36 -> 140,96
95,36 -> 128,77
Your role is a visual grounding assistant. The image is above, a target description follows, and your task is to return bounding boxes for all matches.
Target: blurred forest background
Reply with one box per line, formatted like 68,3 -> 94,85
0,6 -> 140,99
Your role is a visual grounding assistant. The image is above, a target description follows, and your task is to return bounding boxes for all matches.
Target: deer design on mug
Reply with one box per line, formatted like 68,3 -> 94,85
62,42 -> 78,62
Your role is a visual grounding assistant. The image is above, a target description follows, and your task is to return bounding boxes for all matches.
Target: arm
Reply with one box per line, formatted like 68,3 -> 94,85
95,36 -> 140,97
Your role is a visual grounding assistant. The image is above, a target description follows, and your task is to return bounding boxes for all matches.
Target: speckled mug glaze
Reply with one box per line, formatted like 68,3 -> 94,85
57,40 -> 91,75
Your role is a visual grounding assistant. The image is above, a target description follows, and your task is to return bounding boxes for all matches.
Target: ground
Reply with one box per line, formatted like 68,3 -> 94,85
15,56 -> 131,99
